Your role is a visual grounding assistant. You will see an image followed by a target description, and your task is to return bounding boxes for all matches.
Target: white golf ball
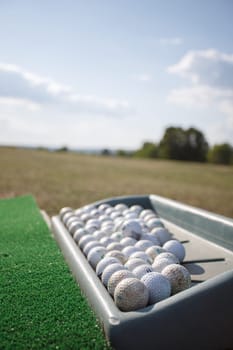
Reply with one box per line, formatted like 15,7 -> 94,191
162,264 -> 191,294
79,235 -> 95,250
151,227 -> 172,245
154,252 -> 179,264
114,203 -> 128,212
114,278 -> 149,311
152,257 -> 174,273
130,251 -> 152,264
73,228 -> 89,244
83,241 -> 103,256
100,237 -> 115,247
68,221 -> 84,236
101,263 -> 126,287
105,250 -> 127,264
107,269 -> 135,296
141,233 -> 160,246
141,272 -> 171,304
124,258 -> 147,271
96,257 -> 120,277
147,218 -> 164,230
106,242 -> 124,252
122,246 -> 141,258
163,240 -> 185,262
111,232 -> 124,242
145,246 -> 166,260
87,246 -> 107,269
121,220 -> 143,240
132,264 -> 154,279
59,207 -> 73,219
120,237 -> 137,247
135,239 -> 154,251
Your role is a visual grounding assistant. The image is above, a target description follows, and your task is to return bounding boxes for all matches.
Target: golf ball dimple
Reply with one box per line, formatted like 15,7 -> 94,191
114,278 -> 149,312
141,272 -> 171,304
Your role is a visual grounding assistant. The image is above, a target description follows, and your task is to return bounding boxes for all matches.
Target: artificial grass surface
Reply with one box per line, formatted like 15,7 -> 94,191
0,195 -> 110,350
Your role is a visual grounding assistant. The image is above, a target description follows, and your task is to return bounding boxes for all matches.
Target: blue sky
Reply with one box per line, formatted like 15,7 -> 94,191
0,0 -> 233,149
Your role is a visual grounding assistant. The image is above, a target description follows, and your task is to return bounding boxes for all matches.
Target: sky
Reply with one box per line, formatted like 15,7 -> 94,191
0,0 -> 233,150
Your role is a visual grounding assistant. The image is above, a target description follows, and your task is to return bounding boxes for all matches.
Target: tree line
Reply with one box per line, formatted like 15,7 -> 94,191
114,127 -> 233,165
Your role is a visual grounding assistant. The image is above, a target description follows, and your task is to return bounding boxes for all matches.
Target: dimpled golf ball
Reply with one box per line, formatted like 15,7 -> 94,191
96,257 -> 120,277
107,242 -> 123,252
79,235 -> 95,250
68,221 -> 84,236
122,246 -> 141,258
124,257 -> 146,271
132,264 -> 154,279
59,207 -> 73,219
130,251 -> 152,264
114,277 -> 149,311
121,220 -> 142,240
141,272 -> 171,304
145,246 -> 166,260
152,257 -> 174,273
163,240 -> 185,262
108,269 -> 135,296
151,227 -> 172,245
120,237 -> 137,247
135,239 -> 154,251
147,218 -> 165,230
141,233 -> 160,246
101,263 -> 126,287
73,228 -> 89,243
154,252 -> 179,264
162,264 -> 191,294
83,241 -> 103,256
87,246 -> 107,269
105,250 -> 127,264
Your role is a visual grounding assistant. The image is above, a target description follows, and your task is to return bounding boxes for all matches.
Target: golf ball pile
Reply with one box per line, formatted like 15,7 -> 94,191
59,203 -> 191,312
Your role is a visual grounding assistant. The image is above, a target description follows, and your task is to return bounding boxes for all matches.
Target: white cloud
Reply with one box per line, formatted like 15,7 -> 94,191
159,37 -> 183,46
167,49 -> 233,144
0,62 -> 130,116
168,49 -> 233,88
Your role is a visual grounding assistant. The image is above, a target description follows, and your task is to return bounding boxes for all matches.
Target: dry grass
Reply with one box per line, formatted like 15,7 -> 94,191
0,147 -> 233,217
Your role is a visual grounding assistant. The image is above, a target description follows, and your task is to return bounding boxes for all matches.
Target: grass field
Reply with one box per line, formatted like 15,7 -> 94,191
0,147 -> 233,217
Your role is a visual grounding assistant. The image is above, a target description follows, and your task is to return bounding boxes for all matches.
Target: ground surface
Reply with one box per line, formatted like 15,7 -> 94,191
0,147 -> 233,217
0,195 -> 110,350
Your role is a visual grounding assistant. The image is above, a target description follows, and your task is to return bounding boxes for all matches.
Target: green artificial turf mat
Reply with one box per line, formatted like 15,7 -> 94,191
0,195 -> 110,350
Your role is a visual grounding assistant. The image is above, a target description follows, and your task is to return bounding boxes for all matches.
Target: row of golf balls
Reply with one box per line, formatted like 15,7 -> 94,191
59,203 -> 191,311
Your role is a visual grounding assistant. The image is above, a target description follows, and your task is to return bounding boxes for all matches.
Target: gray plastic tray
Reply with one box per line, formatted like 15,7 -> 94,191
51,194 -> 233,350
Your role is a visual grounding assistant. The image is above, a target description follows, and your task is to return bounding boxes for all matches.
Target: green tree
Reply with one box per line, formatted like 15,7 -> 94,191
158,126 -> 208,162
134,142 -> 158,158
208,143 -> 233,165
